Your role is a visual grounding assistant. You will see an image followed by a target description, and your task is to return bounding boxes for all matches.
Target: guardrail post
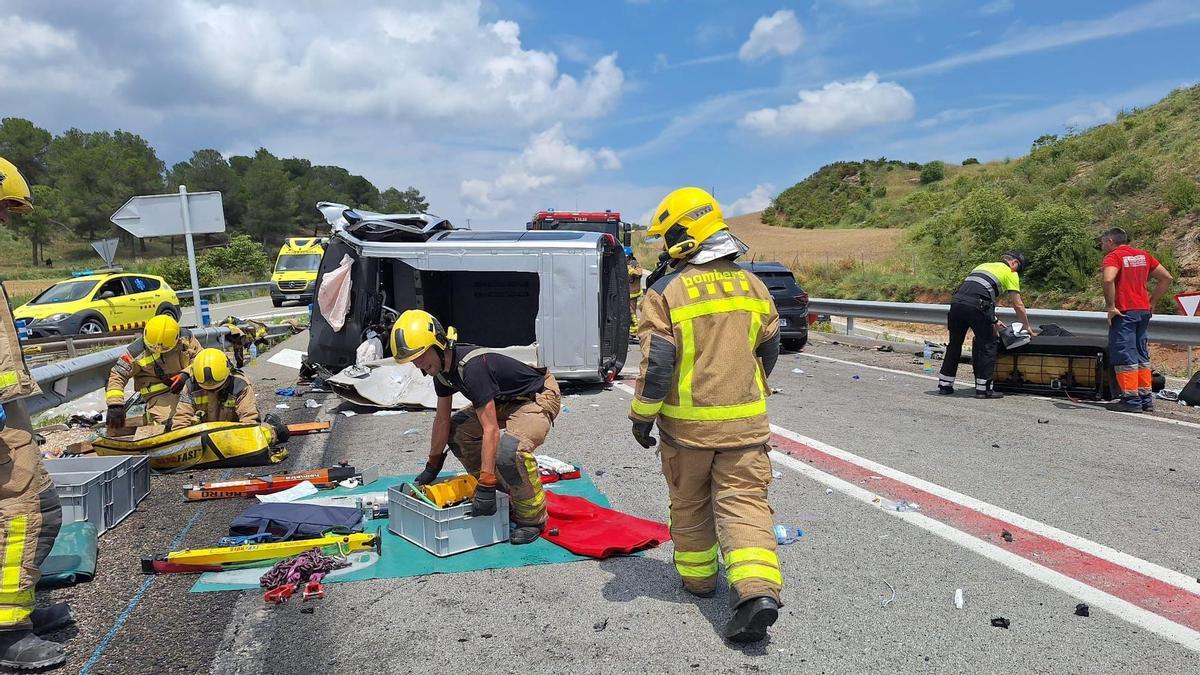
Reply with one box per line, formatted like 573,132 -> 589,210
1189,346 -> 1194,378
65,337 -> 77,358
846,316 -> 855,336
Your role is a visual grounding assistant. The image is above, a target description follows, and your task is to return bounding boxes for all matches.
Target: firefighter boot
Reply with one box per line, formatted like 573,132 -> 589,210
0,631 -> 66,670
723,596 -> 779,643
31,604 -> 74,636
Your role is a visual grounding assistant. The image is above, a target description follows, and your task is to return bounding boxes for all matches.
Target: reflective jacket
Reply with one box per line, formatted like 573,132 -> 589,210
628,259 -> 645,298
0,282 -> 39,403
106,333 -> 202,406
630,257 -> 780,449
171,372 -> 260,428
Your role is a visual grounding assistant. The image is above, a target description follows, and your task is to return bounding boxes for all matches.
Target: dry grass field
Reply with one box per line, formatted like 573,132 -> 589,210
724,211 -> 905,267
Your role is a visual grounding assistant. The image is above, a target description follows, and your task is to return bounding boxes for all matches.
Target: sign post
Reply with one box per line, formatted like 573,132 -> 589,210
1175,292 -> 1200,377
110,188 -> 225,327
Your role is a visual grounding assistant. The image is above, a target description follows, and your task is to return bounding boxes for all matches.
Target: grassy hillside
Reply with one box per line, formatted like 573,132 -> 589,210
763,84 -> 1200,311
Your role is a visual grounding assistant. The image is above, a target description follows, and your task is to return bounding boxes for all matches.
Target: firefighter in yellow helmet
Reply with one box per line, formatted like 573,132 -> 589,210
105,314 -> 202,431
630,187 -> 783,643
392,309 -> 560,545
171,348 -> 260,428
0,157 -> 73,669
626,246 -> 644,338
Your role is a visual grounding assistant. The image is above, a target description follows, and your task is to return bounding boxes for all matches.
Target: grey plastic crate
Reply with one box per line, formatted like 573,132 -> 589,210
50,471 -> 108,534
387,484 -> 510,557
45,456 -> 148,529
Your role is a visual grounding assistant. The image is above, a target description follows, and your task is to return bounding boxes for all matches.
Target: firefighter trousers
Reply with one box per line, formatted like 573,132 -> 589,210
449,375 -> 561,527
0,486 -> 62,631
940,301 -> 998,393
143,391 -> 181,425
659,439 -> 782,606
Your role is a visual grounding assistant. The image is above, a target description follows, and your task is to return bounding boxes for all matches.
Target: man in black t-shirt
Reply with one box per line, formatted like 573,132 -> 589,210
390,310 -> 561,545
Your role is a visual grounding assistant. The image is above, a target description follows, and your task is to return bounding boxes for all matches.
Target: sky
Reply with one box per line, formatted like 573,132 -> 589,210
4,0 -> 1199,229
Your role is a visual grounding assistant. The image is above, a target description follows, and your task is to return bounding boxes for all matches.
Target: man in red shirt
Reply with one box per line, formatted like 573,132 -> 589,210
1100,228 -> 1173,413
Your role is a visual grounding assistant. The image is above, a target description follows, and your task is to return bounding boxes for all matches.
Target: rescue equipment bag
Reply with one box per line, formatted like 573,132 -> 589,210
1180,371 -> 1200,407
229,503 -> 363,542
94,420 -> 288,472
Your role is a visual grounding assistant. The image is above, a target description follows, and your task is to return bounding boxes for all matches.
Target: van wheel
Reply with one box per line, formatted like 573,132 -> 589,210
157,304 -> 181,320
272,298 -> 284,308
79,316 -> 108,335
782,337 -> 806,352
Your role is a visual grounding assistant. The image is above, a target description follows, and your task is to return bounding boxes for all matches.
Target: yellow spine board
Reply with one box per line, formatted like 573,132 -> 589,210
163,531 -> 376,566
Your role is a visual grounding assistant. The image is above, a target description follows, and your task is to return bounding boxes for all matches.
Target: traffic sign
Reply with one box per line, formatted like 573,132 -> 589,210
110,190 -> 225,237
1175,292 -> 1200,317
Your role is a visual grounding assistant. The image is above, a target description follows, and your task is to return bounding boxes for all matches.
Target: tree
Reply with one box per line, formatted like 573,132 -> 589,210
378,186 -> 429,213
0,118 -> 52,185
1018,203 -> 1096,291
168,149 -> 243,248
919,161 -> 945,184
957,187 -> 1018,257
961,157 -> 980,166
238,149 -> 294,244
10,185 -> 69,266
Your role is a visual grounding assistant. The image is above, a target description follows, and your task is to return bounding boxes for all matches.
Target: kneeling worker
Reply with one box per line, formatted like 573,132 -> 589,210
106,315 -> 202,430
171,348 -> 260,428
938,251 -> 1031,399
392,309 -> 559,545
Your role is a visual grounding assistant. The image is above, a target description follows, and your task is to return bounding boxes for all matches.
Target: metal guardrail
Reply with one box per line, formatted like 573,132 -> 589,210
175,281 -> 272,301
25,323 -> 295,415
808,298 -> 1200,346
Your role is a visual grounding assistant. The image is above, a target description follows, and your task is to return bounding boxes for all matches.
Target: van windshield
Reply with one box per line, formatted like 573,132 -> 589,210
29,280 -> 98,305
276,254 -> 321,272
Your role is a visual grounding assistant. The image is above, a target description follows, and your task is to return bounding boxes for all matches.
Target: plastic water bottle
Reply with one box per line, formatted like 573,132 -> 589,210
249,343 -> 258,365
922,343 -> 934,374
773,524 -> 803,545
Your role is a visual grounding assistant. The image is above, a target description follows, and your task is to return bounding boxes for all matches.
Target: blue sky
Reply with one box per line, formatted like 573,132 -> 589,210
5,0 -> 1199,228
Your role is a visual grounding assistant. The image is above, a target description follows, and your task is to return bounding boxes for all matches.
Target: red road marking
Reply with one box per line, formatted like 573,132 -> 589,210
771,433 -> 1200,631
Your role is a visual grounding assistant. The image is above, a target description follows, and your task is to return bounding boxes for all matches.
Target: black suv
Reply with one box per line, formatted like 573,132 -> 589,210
737,261 -> 810,351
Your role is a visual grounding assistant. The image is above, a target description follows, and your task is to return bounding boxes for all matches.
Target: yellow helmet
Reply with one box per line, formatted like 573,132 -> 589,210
647,187 -> 727,260
193,348 -> 231,390
390,309 -> 457,364
144,314 -> 181,353
0,157 -> 33,215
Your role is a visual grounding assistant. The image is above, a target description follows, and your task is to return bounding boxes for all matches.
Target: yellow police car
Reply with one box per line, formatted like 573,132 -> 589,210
13,272 -> 180,337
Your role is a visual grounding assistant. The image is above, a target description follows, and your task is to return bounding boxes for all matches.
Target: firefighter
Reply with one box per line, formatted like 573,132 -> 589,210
171,348 -> 261,428
0,156 -> 73,669
627,246 -> 644,338
106,314 -> 202,431
393,309 -> 560,545
937,252 -> 1031,398
630,187 -> 783,643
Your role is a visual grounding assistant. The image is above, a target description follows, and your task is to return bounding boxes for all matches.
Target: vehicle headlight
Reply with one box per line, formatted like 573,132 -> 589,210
43,313 -> 72,323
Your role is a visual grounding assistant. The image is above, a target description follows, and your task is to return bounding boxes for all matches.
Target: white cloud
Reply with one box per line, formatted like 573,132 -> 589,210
916,103 -> 1010,128
979,0 -> 1014,15
726,184 -> 776,216
460,124 -> 621,218
739,10 -> 805,62
893,0 -> 1200,78
739,73 -> 915,136
1065,103 -> 1115,129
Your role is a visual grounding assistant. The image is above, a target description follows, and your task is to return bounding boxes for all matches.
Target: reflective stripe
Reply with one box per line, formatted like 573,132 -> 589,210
630,398 -> 662,417
669,296 -> 772,323
677,560 -> 719,577
748,312 -> 767,400
0,590 -> 34,607
678,319 -> 695,408
2,516 -> 27,593
136,354 -> 159,367
674,543 -> 719,563
662,398 -> 766,421
0,371 -> 17,388
726,563 -> 783,586
725,547 -> 779,567
105,389 -> 125,400
192,395 -> 210,405
0,604 -> 33,625
139,383 -> 168,396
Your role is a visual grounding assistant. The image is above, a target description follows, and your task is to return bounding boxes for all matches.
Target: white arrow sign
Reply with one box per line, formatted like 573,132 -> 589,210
1176,293 -> 1200,318
110,190 -> 225,237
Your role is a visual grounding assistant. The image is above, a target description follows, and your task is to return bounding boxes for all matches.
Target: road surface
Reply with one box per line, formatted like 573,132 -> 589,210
42,332 -> 1200,674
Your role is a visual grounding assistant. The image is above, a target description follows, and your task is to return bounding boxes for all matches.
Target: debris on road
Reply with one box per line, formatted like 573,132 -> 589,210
773,525 -> 802,545
593,619 -> 609,632
991,617 -> 1010,629
954,588 -> 964,610
880,579 -> 896,608
852,374 -> 861,381
791,368 -> 804,374
275,403 -> 290,409
1037,418 -> 1050,424
1075,603 -> 1090,617
825,488 -> 834,495
275,388 -> 298,396
1002,530 -> 1014,543
895,501 -> 920,512
875,345 -> 894,353
340,410 -> 357,417
305,399 -> 321,408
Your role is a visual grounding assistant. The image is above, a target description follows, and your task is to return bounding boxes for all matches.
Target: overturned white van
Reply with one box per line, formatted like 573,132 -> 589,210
306,203 -> 629,383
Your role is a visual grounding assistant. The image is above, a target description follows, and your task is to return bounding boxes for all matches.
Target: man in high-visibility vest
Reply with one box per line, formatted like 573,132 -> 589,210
630,187 -> 783,643
0,156 -> 74,669
937,252 -> 1031,398
105,315 -> 202,430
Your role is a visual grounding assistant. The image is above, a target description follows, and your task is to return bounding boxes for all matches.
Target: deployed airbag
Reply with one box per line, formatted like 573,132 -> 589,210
327,358 -> 468,409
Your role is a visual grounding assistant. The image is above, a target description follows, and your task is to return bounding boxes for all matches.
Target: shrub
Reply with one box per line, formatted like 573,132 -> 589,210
150,256 -> 218,290
962,157 -> 980,165
872,185 -> 887,198
202,234 -> 271,278
1018,203 -> 1096,292
957,187 -> 1018,255
1162,173 -> 1199,214
1071,125 -> 1127,162
1105,159 -> 1153,196
919,161 -> 945,184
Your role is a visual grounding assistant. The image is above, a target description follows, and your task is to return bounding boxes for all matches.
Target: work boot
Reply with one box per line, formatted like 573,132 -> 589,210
1141,395 -> 1155,413
509,525 -> 544,545
974,390 -> 1004,399
0,630 -> 66,670
31,604 -> 74,636
723,597 -> 779,643
1106,399 -> 1143,413
936,385 -> 954,396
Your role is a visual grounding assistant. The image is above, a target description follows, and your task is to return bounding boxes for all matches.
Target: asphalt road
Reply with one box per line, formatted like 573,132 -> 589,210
40,332 -> 1200,674
192,295 -> 309,326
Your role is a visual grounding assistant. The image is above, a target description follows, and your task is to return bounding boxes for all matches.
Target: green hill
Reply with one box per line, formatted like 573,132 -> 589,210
764,84 -> 1200,311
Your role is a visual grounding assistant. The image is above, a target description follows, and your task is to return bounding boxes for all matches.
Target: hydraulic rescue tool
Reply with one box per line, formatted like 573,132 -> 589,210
182,464 -> 378,501
141,528 -> 383,574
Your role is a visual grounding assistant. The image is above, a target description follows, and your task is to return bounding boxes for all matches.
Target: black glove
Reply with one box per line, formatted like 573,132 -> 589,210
169,372 -> 190,394
414,462 -> 441,486
632,421 -> 657,449
106,405 -> 126,431
471,482 -> 497,516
